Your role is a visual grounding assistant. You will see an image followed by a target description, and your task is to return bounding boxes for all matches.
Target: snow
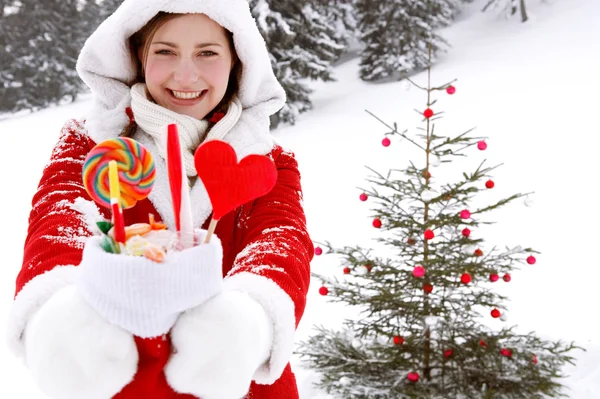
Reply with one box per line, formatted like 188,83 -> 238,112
1,0 -> 600,397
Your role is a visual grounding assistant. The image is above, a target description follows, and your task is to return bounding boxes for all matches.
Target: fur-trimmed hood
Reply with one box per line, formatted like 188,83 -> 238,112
76,0 -> 285,155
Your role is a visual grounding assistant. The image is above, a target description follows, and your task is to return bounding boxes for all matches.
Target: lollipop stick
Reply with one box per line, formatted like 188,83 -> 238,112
204,218 -> 218,244
108,160 -> 126,243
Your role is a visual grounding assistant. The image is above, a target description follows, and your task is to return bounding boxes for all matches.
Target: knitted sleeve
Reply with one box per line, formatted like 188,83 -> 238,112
222,145 -> 313,384
7,119 -> 106,357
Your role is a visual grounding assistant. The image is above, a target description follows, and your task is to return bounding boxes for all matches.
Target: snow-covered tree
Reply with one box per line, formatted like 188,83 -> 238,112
250,0 -> 346,126
355,0 -> 462,82
482,0 -> 529,22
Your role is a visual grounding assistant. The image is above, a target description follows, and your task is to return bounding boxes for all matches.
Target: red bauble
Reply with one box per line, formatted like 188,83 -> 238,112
500,348 -> 513,358
444,349 -> 453,358
423,283 -> 434,294
343,267 -> 351,275
532,354 -> 538,364
393,336 -> 405,345
422,171 -> 432,179
527,255 -> 537,265
412,266 -> 426,278
373,218 -> 382,228
460,209 -> 471,219
503,273 -> 512,282
424,229 -> 435,240
489,273 -> 500,282
446,85 -> 456,95
359,193 -> 368,202
423,108 -> 434,119
485,180 -> 495,189
382,137 -> 391,147
365,263 -> 373,272
491,309 -> 501,318
461,273 -> 472,284
314,247 -> 323,256
319,286 -> 329,296
477,141 -> 487,151
462,228 -> 471,237
407,372 -> 420,383
479,340 -> 487,347
474,249 -> 483,257
407,237 -> 416,245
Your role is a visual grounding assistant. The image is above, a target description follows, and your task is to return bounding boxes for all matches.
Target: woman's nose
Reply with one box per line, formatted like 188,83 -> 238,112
173,59 -> 200,84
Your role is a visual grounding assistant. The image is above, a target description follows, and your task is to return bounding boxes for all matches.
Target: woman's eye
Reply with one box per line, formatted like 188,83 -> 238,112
156,50 -> 173,55
200,51 -> 217,57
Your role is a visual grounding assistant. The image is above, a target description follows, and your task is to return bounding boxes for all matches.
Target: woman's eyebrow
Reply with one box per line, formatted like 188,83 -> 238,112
151,41 -> 223,48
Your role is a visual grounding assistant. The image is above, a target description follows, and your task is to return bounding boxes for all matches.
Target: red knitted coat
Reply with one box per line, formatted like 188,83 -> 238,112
12,119 -> 313,399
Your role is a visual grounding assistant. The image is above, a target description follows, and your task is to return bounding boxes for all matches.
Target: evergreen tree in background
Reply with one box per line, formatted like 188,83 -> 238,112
250,0 -> 346,127
298,48 -> 579,398
482,0 -> 529,23
355,0 -> 462,82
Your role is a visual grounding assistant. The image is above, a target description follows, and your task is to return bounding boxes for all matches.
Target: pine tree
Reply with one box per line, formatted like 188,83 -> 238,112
298,48 -> 579,398
250,0 -> 346,127
355,0 -> 462,82
482,0 -> 529,23
0,0 -> 90,114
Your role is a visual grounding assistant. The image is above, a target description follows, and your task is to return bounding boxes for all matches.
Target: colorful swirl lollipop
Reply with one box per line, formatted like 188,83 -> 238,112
83,137 -> 156,209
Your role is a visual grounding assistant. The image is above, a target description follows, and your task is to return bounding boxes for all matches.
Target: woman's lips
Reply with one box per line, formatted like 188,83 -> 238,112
166,89 -> 208,106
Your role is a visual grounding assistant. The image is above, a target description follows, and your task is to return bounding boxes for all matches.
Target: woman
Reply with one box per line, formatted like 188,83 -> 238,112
6,1 -> 312,398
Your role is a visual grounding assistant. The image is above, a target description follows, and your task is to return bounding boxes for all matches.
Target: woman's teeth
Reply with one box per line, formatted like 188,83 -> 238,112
171,90 -> 203,99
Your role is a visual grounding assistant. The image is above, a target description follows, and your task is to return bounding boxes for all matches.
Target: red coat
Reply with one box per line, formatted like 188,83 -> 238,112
11,119 -> 313,398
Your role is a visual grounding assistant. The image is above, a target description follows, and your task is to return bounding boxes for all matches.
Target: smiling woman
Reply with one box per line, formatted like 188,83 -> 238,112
130,12 -> 240,122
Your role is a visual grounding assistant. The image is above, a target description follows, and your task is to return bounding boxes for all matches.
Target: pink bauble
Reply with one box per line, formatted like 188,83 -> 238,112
407,372 -> 420,383
460,210 -> 471,219
527,255 -> 537,265
359,193 -> 368,202
314,247 -> 323,256
462,228 -> 471,237
382,137 -> 391,147
412,266 -> 426,278
477,141 -> 487,151
446,85 -> 456,95
489,273 -> 499,282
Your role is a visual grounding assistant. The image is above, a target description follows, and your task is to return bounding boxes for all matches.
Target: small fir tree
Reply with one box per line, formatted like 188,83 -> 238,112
298,47 -> 579,398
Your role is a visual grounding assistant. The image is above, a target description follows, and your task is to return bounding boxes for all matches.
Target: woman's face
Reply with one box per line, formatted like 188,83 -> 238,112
143,14 -> 235,120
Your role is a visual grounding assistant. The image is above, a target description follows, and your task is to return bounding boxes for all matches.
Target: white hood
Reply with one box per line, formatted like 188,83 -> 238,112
76,0 -> 286,155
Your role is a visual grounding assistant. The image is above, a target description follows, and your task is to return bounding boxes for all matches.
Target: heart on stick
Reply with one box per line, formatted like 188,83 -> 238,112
194,140 -> 278,221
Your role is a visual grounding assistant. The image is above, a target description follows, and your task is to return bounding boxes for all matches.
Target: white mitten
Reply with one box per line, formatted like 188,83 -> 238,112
165,290 -> 274,399
24,285 -> 138,399
77,231 -> 223,338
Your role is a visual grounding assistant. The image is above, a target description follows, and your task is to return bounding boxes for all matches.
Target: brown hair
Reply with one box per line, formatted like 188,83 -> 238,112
121,12 -> 241,136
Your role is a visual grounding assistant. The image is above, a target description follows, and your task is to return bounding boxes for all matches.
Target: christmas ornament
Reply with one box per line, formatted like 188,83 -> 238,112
407,237 -> 416,245
382,137 -> 391,147
431,155 -> 442,167
421,190 -> 436,202
446,85 -> 456,95
422,170 -> 432,179
407,372 -> 420,383
460,209 -> 471,219
319,286 -> 328,296
503,273 -> 511,282
462,228 -> 471,237
532,354 -> 539,364
393,336 -> 405,345
423,283 -> 434,294
424,229 -> 435,240
500,313 -> 508,322
365,263 -> 373,272
461,273 -> 472,284
351,339 -> 362,348
412,266 -> 426,278
489,273 -> 499,282
314,247 -> 323,256
343,267 -> 351,275
356,265 -> 370,276
477,141 -> 487,151
491,309 -> 501,318
527,255 -> 537,265
424,108 -> 434,119
474,248 -> 483,257
500,348 -> 513,358
444,349 -> 453,358
373,218 -> 382,228
485,180 -> 495,189
359,193 -> 368,202
479,340 -> 487,347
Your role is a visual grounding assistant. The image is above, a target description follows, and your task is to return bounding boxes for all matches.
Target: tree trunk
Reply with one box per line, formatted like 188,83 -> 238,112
520,0 -> 529,22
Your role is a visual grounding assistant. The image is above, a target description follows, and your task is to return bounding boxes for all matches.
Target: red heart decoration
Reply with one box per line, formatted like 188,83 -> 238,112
194,140 -> 278,220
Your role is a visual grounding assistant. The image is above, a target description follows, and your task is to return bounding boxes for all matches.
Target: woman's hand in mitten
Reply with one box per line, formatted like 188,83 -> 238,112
77,231 -> 223,338
24,285 -> 138,399
165,290 -> 274,399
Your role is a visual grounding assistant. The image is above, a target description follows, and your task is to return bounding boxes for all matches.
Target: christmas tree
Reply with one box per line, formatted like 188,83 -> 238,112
298,47 -> 579,398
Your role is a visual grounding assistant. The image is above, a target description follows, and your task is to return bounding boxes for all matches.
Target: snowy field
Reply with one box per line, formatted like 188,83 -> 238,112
1,0 -> 599,397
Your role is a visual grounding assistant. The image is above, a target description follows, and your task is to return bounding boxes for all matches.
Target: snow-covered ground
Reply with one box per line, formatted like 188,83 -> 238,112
1,0 -> 599,397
